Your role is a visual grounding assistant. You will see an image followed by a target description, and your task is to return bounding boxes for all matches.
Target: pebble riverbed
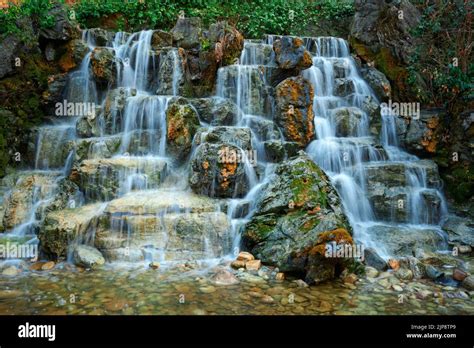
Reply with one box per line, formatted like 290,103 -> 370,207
0,261 -> 473,315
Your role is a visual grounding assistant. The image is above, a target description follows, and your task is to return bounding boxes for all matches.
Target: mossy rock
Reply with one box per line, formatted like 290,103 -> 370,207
242,153 -> 351,284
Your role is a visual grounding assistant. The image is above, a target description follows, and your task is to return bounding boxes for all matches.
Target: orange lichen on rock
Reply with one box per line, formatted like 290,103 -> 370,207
297,228 -> 353,257
220,161 -> 237,190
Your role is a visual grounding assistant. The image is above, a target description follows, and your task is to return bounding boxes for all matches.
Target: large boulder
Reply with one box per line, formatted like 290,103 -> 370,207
274,76 -> 315,147
242,153 -> 352,284
166,97 -> 200,160
442,214 -> 474,248
171,17 -> 202,49
72,244 -> 105,269
207,21 -> 244,66
273,36 -> 312,70
189,142 -> 251,198
394,108 -> 444,156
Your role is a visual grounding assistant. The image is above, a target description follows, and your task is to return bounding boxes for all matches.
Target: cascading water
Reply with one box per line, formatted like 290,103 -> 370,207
0,29 -> 449,270
296,36 -> 449,258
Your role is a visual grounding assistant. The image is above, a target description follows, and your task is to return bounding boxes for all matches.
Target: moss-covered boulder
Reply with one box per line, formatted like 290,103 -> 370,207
242,153 -> 352,284
274,76 -> 315,147
166,97 -> 200,160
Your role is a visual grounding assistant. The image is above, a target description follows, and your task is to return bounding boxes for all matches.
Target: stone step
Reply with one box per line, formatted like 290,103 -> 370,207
96,211 -> 231,261
67,135 -> 122,162
71,156 -> 168,202
31,125 -> 76,170
355,160 -> 444,224
103,189 -> 221,215
358,160 -> 441,189
365,223 -> 447,257
308,136 -> 387,172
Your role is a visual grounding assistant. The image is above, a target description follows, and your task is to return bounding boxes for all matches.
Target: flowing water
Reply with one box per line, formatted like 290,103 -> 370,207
0,31 -> 469,315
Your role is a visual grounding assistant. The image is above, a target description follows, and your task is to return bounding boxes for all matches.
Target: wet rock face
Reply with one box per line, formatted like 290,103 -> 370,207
166,97 -> 200,160
94,190 -> 230,261
99,87 -> 137,135
273,37 -> 313,70
90,47 -> 117,87
331,107 -> 365,137
70,157 -> 167,202
67,136 -> 121,164
360,65 -> 391,101
367,225 -> 447,257
1,173 -> 57,231
217,65 -> 274,116
242,154 -> 352,285
274,76 -> 315,148
189,142 -> 250,198
358,161 -> 443,223
189,98 -> 242,126
58,39 -> 89,73
39,203 -> 105,259
195,127 -> 253,152
155,48 -> 185,95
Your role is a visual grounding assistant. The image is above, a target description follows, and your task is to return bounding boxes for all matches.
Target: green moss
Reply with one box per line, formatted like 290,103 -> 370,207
243,214 -> 278,243
442,164 -> 474,202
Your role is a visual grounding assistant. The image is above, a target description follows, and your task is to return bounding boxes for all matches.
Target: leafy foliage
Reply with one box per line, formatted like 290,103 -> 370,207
408,0 -> 473,107
70,0 -> 354,38
0,0 -> 56,39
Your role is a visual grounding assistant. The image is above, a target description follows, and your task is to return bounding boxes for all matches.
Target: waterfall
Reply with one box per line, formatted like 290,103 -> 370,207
300,37 -> 448,258
0,30 -> 449,267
